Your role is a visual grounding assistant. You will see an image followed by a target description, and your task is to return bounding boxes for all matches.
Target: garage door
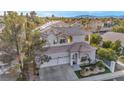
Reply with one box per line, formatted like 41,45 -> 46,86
40,57 -> 69,68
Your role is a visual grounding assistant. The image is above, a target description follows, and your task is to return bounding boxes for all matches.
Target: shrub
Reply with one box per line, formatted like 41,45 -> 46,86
96,60 -> 105,68
90,34 -> 102,45
16,73 -> 27,81
102,40 -> 112,48
97,48 -> 118,61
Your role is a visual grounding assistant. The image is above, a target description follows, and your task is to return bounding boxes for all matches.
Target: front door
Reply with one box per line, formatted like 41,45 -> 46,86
72,53 -> 78,65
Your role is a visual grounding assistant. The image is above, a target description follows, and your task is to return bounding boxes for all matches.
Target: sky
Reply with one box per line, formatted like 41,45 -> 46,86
36,11 -> 124,17
1,11 -> 124,17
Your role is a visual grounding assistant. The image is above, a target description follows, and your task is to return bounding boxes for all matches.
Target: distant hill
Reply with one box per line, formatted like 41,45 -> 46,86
73,15 -> 124,18
74,15 -> 96,18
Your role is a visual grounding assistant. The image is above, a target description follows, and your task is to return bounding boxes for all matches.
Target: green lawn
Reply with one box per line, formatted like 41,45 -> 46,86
75,63 -> 111,79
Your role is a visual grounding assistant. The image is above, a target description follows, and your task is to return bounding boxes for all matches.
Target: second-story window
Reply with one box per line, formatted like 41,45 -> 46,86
60,39 -> 66,44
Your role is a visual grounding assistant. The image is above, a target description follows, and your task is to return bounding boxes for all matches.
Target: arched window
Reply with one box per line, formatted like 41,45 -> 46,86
68,36 -> 73,43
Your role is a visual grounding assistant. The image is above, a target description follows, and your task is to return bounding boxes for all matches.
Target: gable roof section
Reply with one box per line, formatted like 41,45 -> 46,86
42,42 -> 96,54
39,21 -> 86,37
53,27 -> 84,36
70,42 -> 96,52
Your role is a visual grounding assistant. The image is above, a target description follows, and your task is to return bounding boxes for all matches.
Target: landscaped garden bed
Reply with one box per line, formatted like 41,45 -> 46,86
118,56 -> 124,63
75,61 -> 111,79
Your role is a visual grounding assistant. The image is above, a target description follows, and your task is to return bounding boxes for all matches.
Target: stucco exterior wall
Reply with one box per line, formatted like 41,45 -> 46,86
41,49 -> 96,68
41,52 -> 70,68
72,35 -> 85,42
80,50 -> 96,63
47,33 -> 57,45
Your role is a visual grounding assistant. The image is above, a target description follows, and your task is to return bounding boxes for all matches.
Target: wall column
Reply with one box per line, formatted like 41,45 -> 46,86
110,61 -> 116,73
77,53 -> 80,65
70,53 -> 73,66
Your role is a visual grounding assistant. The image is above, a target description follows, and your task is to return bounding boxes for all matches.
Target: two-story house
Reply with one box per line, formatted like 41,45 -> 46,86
35,21 -> 96,68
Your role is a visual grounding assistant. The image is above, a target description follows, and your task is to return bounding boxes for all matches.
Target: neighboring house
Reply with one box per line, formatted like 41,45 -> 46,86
89,21 -> 104,30
89,21 -> 113,34
102,32 -> 124,47
40,42 -> 96,68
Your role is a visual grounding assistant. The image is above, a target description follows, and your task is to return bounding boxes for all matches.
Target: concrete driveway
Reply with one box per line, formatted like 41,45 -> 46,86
39,64 -> 78,81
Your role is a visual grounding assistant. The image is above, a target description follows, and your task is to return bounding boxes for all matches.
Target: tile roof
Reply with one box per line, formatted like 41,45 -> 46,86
70,42 -> 96,52
39,21 -> 87,37
42,42 -> 96,54
53,27 -> 84,36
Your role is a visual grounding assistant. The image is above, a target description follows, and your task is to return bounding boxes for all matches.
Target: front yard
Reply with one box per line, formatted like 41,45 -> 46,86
75,61 -> 111,79
118,56 -> 124,63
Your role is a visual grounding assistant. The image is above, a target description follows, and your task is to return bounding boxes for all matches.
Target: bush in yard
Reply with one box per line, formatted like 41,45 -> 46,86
102,40 -> 112,48
112,40 -> 122,55
90,33 -> 102,46
16,73 -> 27,81
96,60 -> 105,68
97,48 -> 118,62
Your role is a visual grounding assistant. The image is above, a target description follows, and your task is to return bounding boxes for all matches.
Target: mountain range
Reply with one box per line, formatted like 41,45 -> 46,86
73,15 -> 124,18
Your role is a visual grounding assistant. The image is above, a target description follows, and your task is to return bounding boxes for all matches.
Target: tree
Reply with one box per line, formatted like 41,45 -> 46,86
30,11 -> 36,19
1,11 -> 46,80
97,48 -> 118,62
113,26 -> 124,33
102,40 -> 112,48
112,20 -> 124,33
90,33 -> 102,46
1,12 -> 25,74
112,40 -> 122,55
51,14 -> 55,18
20,18 -> 44,79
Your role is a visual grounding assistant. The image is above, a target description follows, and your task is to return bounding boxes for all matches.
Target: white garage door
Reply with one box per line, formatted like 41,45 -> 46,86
40,57 -> 69,68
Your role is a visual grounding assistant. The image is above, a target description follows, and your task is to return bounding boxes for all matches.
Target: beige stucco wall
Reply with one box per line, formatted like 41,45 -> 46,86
72,35 -> 85,42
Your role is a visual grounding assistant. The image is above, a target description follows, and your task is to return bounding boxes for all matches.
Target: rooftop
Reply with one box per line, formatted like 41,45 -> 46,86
102,32 -> 124,46
42,42 -> 96,54
39,21 -> 86,38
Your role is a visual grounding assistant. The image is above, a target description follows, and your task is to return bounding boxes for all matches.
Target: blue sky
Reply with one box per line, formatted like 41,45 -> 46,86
1,11 -> 124,17
35,11 -> 124,17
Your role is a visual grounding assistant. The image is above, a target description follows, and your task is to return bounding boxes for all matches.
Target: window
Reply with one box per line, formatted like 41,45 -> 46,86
60,39 -> 66,44
80,56 -> 87,62
53,40 -> 57,44
68,36 -> 73,43
72,53 -> 77,59
85,35 -> 89,41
